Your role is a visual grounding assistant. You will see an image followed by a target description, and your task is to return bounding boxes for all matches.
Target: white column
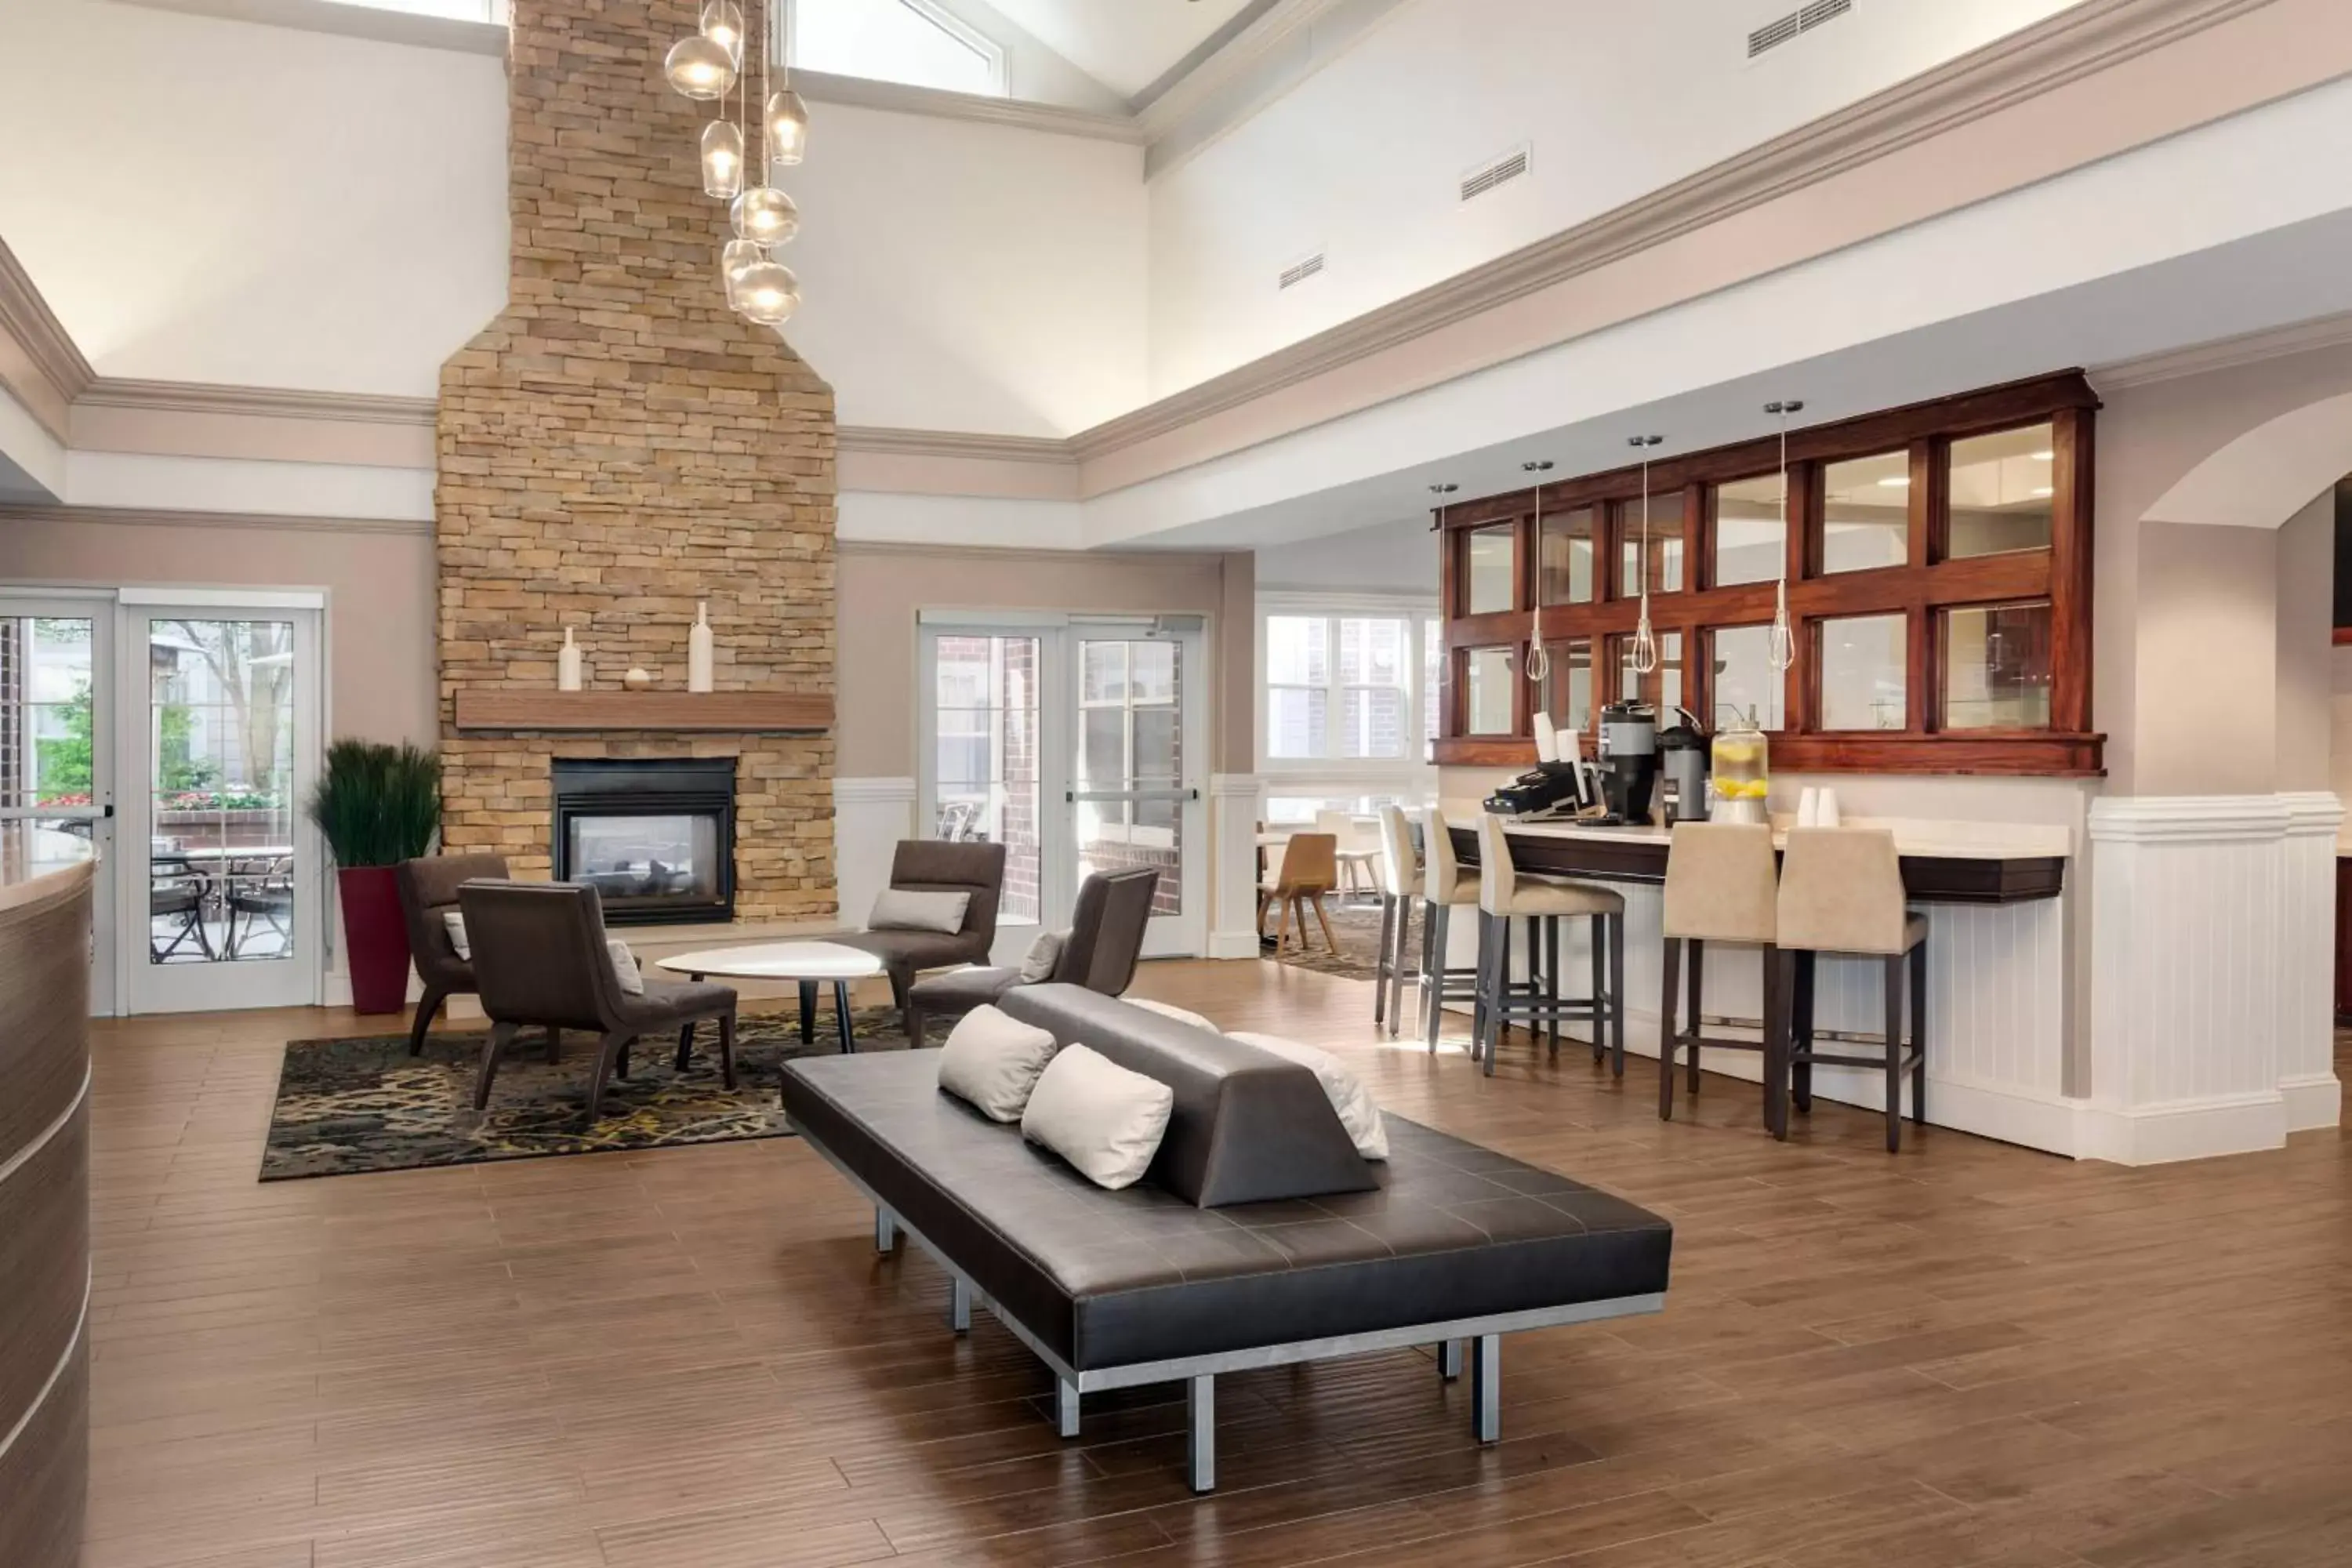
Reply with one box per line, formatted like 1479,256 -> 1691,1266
2278,791 -> 2344,1131
1207,773 -> 1263,959
2082,795 -> 2307,1164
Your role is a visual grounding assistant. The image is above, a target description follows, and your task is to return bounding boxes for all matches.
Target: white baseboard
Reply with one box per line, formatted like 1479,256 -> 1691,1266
321,966 -> 423,1009
2071,1091 -> 2291,1167
2281,1072 -> 2344,1133
1206,930 -> 1262,960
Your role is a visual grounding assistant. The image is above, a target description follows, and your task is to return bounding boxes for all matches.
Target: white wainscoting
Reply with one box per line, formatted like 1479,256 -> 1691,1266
835,777 -> 916,940
2084,793 -> 2343,1165
1208,774 -> 1264,960
1450,882 -> 2081,1156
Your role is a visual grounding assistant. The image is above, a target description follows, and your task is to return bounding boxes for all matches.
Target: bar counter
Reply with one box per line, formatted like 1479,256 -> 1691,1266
0,826 -> 94,1568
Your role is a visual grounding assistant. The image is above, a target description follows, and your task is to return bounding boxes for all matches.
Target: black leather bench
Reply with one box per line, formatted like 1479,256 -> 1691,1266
779,985 -> 1671,1490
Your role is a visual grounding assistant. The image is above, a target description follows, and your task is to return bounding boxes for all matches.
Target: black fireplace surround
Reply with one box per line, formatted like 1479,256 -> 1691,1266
551,757 -> 735,926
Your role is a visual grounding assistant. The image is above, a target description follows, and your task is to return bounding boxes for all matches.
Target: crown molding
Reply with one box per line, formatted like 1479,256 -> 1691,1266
0,503 -> 431,537
1071,0 -> 2292,465
836,537 -> 1221,564
75,378 -> 438,426
0,238 -> 94,443
793,67 -> 1145,145
2093,310 -> 2352,390
112,0 -> 507,57
1134,0 -> 1358,142
837,425 -> 1075,466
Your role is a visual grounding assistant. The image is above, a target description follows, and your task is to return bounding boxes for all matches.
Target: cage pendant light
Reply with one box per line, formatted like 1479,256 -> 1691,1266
1628,435 -> 1664,677
1765,401 -> 1804,673
1522,462 -> 1554,684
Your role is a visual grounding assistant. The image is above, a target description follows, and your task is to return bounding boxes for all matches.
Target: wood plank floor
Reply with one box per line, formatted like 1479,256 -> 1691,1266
82,960 -> 2352,1568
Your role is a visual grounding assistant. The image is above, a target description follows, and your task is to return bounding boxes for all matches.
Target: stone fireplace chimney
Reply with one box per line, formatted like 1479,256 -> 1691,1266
435,0 -> 836,922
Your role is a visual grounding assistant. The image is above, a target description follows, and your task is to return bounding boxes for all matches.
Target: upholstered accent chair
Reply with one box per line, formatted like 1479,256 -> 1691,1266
837,840 -> 1007,1014
456,880 -> 739,1121
394,853 -> 510,1057
903,866 -> 1160,1047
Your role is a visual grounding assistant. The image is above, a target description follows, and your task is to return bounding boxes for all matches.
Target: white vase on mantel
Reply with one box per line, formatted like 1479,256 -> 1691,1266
558,626 -> 584,692
688,601 -> 714,694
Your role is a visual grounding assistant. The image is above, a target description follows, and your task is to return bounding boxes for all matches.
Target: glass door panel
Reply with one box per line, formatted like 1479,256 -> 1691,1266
0,602 -> 116,1011
126,608 -> 319,1013
1071,633 -> 1203,958
930,633 -> 1043,927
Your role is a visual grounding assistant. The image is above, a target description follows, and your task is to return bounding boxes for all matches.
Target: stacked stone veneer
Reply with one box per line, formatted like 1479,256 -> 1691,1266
436,0 -> 836,920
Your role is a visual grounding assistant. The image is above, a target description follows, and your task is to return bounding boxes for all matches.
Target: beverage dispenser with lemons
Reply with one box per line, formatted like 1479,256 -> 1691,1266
1711,713 -> 1770,826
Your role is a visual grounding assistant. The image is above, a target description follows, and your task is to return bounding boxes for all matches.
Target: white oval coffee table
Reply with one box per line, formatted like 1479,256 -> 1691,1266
658,941 -> 884,1058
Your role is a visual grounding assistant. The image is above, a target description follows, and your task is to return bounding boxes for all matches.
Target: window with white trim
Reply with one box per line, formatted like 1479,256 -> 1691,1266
1258,597 -> 1443,821
789,0 -> 1005,96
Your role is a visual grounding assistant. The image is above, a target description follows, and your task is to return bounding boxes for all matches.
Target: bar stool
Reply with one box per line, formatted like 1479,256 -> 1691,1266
1416,808 -> 1486,1053
1773,826 -> 1929,1152
1372,805 -> 1421,1035
1657,822 -> 1781,1127
1472,815 -> 1624,1079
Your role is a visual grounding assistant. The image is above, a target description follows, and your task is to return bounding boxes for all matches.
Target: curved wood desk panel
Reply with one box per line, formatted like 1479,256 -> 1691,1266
0,857 -> 93,1568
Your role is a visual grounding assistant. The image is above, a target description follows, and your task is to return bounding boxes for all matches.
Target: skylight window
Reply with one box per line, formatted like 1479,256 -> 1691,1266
790,0 -> 1006,98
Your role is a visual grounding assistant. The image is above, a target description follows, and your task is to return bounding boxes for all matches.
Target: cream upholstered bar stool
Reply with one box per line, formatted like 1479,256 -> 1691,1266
1472,814 -> 1625,1079
1371,805 -> 1422,1035
1657,822 -> 1781,1127
1415,808 -> 1486,1053
1773,826 -> 1929,1152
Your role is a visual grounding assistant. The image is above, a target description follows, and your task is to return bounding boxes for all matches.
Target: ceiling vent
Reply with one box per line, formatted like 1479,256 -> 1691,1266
1277,252 -> 1326,291
1460,144 -> 1531,204
1749,0 -> 1853,59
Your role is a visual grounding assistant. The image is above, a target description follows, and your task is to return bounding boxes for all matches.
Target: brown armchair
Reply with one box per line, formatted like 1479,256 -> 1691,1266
904,866 -> 1160,1047
837,840 -> 1007,1013
394,853 -> 510,1057
456,880 -> 739,1121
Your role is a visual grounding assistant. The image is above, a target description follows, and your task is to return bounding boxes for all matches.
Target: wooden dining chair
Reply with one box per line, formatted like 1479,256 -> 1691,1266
1258,833 -> 1338,956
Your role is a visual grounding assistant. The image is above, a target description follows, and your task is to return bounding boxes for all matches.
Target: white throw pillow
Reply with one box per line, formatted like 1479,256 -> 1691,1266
1229,1032 -> 1388,1160
1021,1044 -> 1174,1190
607,939 -> 646,996
869,888 -> 972,935
1125,997 -> 1217,1032
936,1005 -> 1060,1123
1018,929 -> 1066,984
443,909 -> 471,959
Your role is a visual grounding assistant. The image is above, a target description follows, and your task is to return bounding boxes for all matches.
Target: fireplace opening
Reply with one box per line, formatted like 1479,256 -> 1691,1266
550,757 -> 735,926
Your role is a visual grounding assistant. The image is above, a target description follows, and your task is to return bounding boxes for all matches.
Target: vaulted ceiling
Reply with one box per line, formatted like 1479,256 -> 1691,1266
982,0 -> 1263,101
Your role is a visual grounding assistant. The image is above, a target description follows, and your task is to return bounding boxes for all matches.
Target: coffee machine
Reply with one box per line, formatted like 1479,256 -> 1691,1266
1657,711 -> 1710,824
1596,702 -> 1660,825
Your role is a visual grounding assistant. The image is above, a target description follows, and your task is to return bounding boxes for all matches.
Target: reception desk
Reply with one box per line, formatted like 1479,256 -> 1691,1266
0,829 -> 93,1568
1441,813 -> 2082,1156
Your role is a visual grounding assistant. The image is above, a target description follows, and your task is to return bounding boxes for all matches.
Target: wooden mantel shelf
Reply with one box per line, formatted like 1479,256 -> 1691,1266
453,691 -> 833,734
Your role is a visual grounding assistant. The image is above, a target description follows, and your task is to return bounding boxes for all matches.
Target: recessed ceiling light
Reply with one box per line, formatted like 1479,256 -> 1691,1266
1877,476 -> 1911,488
2031,450 -> 2054,461
2031,486 -> 2054,498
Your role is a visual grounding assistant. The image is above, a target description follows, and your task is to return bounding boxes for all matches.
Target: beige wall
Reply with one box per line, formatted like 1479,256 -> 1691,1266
836,542 -> 1254,779
0,510 -> 435,746
2275,488 -> 2336,794
2130,520 -> 2281,797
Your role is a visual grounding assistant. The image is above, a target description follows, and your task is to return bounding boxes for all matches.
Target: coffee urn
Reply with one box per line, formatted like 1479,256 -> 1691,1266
1658,713 -> 1709,824
1598,702 -> 1660,824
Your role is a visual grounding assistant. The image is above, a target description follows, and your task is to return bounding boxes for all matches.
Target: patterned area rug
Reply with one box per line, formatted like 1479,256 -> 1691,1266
260,1005 -> 910,1181
1269,897 -> 1421,982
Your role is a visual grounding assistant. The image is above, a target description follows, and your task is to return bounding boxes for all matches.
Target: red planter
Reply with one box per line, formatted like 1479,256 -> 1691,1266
336,866 -> 412,1015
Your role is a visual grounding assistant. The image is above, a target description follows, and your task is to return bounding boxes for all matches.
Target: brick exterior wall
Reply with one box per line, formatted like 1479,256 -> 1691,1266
435,0 -> 837,921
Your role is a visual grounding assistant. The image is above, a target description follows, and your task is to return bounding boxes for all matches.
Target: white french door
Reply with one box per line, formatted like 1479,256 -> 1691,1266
115,595 -> 323,1014
0,596 -> 120,1013
918,616 -> 1207,961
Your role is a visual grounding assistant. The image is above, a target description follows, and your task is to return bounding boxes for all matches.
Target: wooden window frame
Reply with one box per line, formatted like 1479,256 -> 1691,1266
1432,371 -> 2102,776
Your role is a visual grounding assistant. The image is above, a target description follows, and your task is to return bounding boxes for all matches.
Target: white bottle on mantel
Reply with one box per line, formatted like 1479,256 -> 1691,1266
688,601 -> 714,693
558,626 -> 583,692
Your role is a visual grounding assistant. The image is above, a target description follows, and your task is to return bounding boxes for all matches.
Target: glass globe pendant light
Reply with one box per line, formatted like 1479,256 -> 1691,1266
720,239 -> 764,310
737,261 -> 800,326
700,0 -> 746,66
766,88 -> 809,167
664,34 -> 737,100
700,120 -> 745,199
731,185 -> 799,248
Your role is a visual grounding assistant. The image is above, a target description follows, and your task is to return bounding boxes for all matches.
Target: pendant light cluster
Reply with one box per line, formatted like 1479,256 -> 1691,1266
665,0 -> 810,326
